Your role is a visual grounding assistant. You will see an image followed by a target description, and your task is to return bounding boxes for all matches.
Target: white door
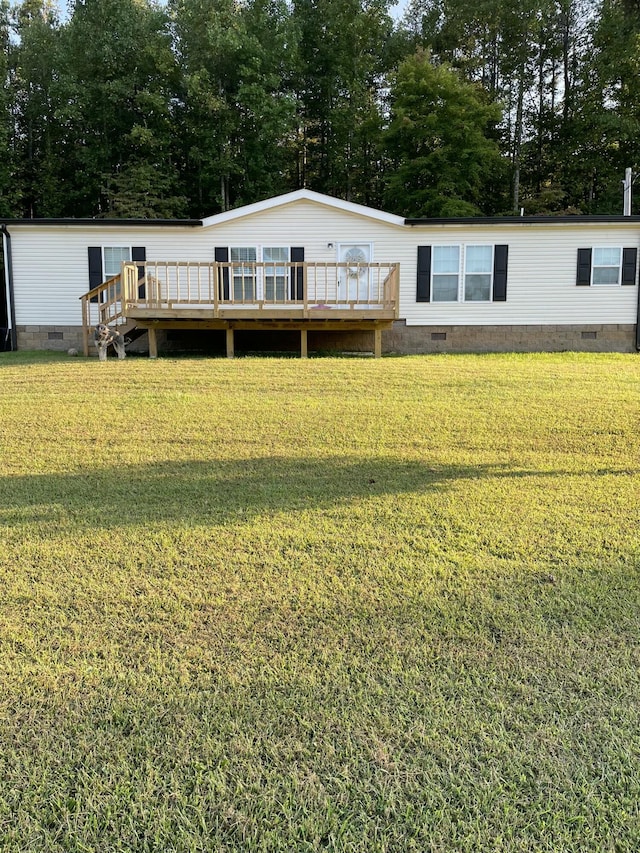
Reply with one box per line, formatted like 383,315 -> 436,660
337,243 -> 372,302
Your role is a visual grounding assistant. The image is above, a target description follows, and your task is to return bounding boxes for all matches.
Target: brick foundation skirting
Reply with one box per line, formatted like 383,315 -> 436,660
14,322 -> 638,355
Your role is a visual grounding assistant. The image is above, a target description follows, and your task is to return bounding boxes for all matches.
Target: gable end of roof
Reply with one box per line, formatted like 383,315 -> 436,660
200,190 -> 405,228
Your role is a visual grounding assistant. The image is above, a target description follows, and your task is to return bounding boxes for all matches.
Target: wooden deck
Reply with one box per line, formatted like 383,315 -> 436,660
81,260 -> 400,358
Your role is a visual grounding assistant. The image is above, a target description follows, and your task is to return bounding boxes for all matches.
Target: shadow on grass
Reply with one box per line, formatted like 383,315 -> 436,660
0,457 -> 636,529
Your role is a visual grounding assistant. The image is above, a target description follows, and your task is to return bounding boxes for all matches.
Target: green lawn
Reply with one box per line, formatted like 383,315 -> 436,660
1,351 -> 639,852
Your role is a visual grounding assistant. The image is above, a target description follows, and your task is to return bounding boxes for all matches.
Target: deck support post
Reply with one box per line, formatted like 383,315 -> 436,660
374,328 -> 382,359
81,300 -> 89,357
226,327 -> 234,359
300,328 -> 308,359
148,327 -> 158,359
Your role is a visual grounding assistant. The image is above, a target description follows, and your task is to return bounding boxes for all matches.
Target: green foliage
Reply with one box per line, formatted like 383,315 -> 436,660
563,0 -> 640,213
384,49 -> 504,216
406,0 -> 614,214
291,0 -> 395,205
0,352 -> 639,850
0,1 -> 16,216
171,0 -> 297,215
51,0 -> 182,217
8,0 -> 64,216
0,0 -> 637,217
101,158 -> 188,219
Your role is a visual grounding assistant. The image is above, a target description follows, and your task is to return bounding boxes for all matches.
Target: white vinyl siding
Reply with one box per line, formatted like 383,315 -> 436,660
406,226 -> 638,325
7,198 -> 640,328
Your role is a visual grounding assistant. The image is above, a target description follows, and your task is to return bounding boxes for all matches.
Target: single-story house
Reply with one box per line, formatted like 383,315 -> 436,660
1,189 -> 639,356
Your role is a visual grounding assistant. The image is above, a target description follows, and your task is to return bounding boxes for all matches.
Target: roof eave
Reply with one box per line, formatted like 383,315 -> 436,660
405,215 -> 640,225
0,218 -> 203,227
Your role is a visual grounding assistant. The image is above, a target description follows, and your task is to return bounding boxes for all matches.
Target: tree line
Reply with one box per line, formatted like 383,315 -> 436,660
0,0 -> 638,220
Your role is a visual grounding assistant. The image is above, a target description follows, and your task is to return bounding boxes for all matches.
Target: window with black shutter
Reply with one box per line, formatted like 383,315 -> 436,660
577,247 -> 637,286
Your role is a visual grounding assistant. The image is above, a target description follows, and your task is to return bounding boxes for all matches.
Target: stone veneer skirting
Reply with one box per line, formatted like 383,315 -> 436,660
14,322 -> 639,355
383,322 -> 638,354
16,325 -> 85,352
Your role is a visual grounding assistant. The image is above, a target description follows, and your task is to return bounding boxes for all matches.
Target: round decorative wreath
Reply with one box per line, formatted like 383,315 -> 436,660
344,247 -> 367,276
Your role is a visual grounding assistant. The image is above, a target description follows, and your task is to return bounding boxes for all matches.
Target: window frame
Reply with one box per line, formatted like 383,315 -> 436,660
463,244 -> 494,302
262,246 -> 291,301
431,244 -> 461,303
591,246 -> 623,286
430,244 -> 497,303
228,245 -> 291,301
230,246 -> 258,301
102,245 -> 132,281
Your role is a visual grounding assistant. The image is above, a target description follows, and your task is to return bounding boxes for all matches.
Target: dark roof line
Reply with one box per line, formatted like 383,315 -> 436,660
0,218 -> 203,227
405,215 -> 640,225
2,214 -> 639,228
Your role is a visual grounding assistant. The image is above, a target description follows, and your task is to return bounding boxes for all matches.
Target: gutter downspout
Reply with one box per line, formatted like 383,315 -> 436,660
1,225 -> 17,351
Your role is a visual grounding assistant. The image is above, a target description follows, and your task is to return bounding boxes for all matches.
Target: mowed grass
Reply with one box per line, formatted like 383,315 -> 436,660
0,350 -> 639,852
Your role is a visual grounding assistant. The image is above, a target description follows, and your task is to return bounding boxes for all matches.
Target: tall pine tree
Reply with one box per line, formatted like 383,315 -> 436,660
383,48 -> 504,216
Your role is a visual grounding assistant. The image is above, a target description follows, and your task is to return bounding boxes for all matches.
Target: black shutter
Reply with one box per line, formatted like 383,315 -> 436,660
88,246 -> 102,288
88,247 -> 102,303
492,245 -> 509,302
576,248 -> 592,286
621,248 -> 637,285
416,246 -> 431,302
132,246 -> 146,298
290,247 -> 304,300
215,246 -> 230,300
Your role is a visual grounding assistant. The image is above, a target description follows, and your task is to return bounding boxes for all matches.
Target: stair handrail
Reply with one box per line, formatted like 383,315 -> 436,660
79,272 -> 123,356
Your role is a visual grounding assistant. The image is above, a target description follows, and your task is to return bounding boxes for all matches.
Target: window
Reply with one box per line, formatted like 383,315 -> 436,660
263,247 -> 289,301
230,247 -> 257,301
431,245 -> 496,302
577,247 -> 637,286
464,245 -> 493,301
229,246 -> 290,301
432,246 -> 460,301
103,246 -> 130,279
417,244 -> 508,303
592,247 -> 622,285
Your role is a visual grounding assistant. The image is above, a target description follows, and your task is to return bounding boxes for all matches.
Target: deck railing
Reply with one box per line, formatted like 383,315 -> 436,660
81,261 -> 400,355
121,261 -> 399,313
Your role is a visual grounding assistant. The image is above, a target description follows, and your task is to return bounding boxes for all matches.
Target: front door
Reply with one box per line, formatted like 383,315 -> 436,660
337,243 -> 372,302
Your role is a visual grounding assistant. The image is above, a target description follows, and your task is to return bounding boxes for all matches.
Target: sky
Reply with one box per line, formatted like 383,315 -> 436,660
390,0 -> 409,20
